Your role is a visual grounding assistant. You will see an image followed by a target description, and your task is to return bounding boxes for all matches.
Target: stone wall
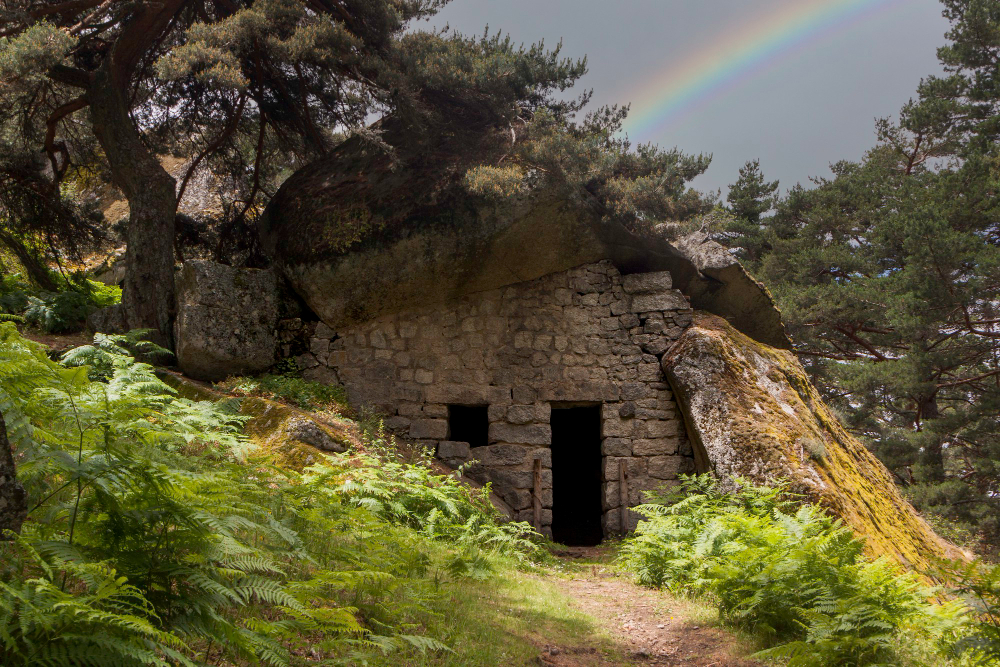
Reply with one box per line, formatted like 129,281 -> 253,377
301,261 -> 698,536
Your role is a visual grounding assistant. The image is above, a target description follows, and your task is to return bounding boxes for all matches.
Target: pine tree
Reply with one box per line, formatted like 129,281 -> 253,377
0,0 -> 453,343
753,0 -> 1000,549
723,159 -> 779,264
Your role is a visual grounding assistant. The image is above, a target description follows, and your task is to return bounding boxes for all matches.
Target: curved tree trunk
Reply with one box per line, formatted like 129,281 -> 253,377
89,71 -> 178,347
0,410 -> 28,539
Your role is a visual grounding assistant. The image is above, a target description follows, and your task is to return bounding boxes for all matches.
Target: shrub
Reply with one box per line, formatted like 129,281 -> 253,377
936,559 -> 1000,665
219,372 -> 349,412
619,474 -> 955,666
2,271 -> 122,333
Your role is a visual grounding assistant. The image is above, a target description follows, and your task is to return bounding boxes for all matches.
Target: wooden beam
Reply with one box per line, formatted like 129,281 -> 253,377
531,459 -> 542,532
532,458 -> 542,531
618,460 -> 628,536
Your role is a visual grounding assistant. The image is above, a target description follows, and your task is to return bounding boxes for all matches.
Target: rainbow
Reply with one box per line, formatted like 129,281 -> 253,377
622,0 -> 912,141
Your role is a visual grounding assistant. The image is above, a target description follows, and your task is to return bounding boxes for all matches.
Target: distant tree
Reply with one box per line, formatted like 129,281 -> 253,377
753,0 -> 1000,550
721,159 -> 778,264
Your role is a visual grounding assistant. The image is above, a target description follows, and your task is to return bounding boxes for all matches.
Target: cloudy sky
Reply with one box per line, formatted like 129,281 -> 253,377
427,0 -> 949,196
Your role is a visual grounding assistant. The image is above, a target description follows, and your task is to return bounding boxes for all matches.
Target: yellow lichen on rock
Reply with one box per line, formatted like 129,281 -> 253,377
663,312 -> 966,571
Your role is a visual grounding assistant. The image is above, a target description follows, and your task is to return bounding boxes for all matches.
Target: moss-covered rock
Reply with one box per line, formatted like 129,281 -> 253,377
258,128 -> 790,349
662,312 -> 966,570
159,372 -> 360,470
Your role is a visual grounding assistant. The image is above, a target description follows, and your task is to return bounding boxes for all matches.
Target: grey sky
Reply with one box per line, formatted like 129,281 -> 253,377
427,0 -> 949,196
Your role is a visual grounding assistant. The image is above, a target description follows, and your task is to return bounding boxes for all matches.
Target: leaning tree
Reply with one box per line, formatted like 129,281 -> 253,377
0,0 -> 450,343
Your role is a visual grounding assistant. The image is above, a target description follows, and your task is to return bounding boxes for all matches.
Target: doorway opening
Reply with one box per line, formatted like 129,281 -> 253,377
550,405 -> 603,546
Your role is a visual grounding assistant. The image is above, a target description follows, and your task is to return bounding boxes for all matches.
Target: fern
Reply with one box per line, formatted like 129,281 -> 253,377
61,330 -> 173,380
619,474 -> 957,666
0,323 -> 537,664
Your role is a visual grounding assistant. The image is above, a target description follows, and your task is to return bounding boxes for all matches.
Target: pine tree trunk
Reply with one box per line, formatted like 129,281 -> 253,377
0,410 -> 27,539
88,62 -> 178,347
916,395 -> 946,482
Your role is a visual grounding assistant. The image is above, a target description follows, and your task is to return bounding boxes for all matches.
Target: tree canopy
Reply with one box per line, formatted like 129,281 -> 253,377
720,0 -> 1000,550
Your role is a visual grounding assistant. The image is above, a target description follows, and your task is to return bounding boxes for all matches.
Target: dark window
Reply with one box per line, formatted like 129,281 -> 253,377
550,406 -> 603,546
448,405 -> 488,448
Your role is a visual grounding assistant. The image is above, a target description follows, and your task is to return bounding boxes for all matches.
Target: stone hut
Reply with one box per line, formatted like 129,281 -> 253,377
167,133 -> 963,565
311,259 -> 695,542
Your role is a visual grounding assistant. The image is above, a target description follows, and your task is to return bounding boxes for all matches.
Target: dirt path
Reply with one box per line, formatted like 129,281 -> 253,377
536,549 -> 761,667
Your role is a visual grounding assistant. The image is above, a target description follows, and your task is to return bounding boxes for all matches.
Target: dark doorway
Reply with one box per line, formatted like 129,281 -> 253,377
448,405 -> 488,448
550,406 -> 603,546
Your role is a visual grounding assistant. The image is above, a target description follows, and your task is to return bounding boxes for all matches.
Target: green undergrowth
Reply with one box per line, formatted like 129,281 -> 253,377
218,368 -> 350,414
0,324 -> 546,665
1,271 -> 121,333
618,475 -> 991,667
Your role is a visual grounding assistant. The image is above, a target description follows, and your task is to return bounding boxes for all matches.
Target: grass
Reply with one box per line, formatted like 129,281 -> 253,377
350,556 -> 625,666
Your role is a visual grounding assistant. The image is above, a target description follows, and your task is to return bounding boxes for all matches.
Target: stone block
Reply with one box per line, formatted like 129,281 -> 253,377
424,383 -> 512,405
644,319 -> 667,334
469,444 -> 531,466
601,417 -> 634,438
643,420 -> 680,438
488,404 -> 507,422
648,455 -> 684,479
622,271 -> 673,294
637,363 -> 662,381
635,407 -> 677,420
600,317 -> 621,332
514,331 -> 533,348
410,419 -> 448,440
285,417 -> 349,453
622,382 -> 655,400
384,416 -> 411,431
529,447 -> 553,467
632,438 -> 679,456
602,457 -> 646,480
174,261 -> 278,381
310,337 -> 330,358
391,383 -> 422,403
509,488 -> 533,511
619,313 -> 640,329
315,321 -> 336,338
512,384 -> 537,403
397,402 -> 422,417
488,423 -> 552,446
629,291 -> 689,313
603,508 -> 641,534
490,468 -> 552,491
295,353 -> 319,370
601,437 -> 632,456
414,369 -> 434,384
423,403 -> 449,418
602,481 -> 621,510
618,401 -> 637,418
640,338 -> 670,356
437,441 -> 471,459
506,405 -> 535,425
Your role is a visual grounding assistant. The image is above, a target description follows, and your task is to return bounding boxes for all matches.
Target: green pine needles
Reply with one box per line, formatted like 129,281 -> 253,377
0,323 -> 541,665
618,475 -> 971,666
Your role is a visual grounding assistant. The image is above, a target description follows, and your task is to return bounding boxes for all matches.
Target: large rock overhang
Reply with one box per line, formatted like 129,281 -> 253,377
259,138 -> 790,350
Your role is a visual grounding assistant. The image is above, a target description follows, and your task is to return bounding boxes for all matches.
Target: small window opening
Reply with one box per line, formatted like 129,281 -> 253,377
448,405 -> 488,448
551,405 -> 603,546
